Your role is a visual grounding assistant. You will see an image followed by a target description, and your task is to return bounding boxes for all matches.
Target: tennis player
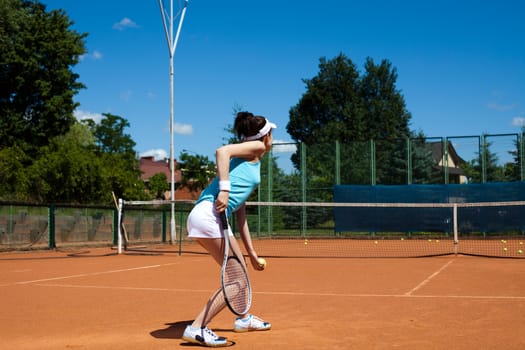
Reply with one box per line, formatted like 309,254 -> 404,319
182,111 -> 274,347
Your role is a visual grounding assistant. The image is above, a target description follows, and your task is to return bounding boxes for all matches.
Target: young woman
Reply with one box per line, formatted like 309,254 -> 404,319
182,111 -> 275,347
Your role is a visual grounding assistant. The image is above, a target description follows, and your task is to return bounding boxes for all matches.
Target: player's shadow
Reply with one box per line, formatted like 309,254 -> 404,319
151,321 -> 191,339
151,321 -> 236,347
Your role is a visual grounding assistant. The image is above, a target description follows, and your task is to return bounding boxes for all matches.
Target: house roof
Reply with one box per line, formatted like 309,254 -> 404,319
139,156 -> 181,182
139,156 -> 197,200
428,141 -> 466,165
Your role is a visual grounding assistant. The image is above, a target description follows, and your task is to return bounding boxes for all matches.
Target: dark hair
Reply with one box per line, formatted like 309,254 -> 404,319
233,111 -> 267,140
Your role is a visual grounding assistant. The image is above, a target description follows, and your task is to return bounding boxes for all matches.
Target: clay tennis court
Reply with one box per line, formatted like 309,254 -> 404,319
1,244 -> 525,350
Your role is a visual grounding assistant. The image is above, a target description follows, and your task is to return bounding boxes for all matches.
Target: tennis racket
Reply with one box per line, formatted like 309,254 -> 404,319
220,211 -> 252,316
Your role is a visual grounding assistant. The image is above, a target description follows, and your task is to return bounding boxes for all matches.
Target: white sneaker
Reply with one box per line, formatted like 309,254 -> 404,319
182,325 -> 228,347
233,314 -> 271,333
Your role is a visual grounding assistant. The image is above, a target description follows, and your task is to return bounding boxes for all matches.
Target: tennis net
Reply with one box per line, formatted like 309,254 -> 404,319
117,199 -> 525,259
238,200 -> 525,258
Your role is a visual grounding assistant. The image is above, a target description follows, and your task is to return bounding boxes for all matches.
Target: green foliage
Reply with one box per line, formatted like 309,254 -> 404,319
506,128 -> 525,182
410,135 -> 439,184
0,0 -> 86,158
26,125 -> 108,203
286,54 -> 417,185
85,113 -> 136,155
149,173 -> 169,199
462,138 -> 507,183
0,145 -> 30,200
176,151 -> 216,193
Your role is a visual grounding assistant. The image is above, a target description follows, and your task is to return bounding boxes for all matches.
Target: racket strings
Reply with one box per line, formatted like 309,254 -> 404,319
224,258 -> 250,312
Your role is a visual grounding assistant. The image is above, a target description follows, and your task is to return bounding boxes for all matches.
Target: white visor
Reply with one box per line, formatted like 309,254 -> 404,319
244,118 -> 277,141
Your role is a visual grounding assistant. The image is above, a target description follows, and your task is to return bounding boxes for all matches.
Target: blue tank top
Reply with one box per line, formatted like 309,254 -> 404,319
196,157 -> 261,216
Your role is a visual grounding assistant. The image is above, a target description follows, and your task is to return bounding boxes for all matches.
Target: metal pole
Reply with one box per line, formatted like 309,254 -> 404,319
117,198 -> 123,254
158,0 -> 189,244
453,203 -> 458,255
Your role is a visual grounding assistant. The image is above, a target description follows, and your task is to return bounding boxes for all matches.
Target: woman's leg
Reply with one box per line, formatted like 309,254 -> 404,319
190,237 -> 227,328
190,236 -> 271,333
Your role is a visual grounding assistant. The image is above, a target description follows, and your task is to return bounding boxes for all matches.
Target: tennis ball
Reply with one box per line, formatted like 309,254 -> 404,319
257,258 -> 267,269
400,237 -> 404,241
374,240 -> 378,244
520,242 -> 524,246
518,249 -> 523,254
503,247 -> 508,252
304,239 -> 308,245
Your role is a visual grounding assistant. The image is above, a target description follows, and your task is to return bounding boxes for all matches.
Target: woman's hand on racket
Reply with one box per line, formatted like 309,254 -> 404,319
215,190 -> 229,212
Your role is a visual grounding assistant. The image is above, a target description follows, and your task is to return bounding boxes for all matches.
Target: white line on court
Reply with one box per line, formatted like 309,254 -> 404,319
404,259 -> 455,296
31,282 -> 525,301
35,283 -> 213,294
3,262 -> 182,286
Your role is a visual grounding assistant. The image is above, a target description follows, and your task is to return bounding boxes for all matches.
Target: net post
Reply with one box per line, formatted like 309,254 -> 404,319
117,198 -> 123,255
453,203 -> 458,255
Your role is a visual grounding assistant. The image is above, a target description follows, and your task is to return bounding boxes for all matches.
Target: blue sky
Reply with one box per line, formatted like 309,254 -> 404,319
43,0 -> 525,168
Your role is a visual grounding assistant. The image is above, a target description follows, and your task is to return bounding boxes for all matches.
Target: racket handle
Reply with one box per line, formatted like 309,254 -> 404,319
219,212 -> 228,230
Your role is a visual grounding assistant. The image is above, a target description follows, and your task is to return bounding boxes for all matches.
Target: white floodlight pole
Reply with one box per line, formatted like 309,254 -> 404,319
158,0 -> 189,244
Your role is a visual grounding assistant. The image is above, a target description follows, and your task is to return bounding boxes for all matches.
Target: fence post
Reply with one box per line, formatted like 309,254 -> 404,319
481,134 -> 487,183
335,140 -> 341,185
162,207 -> 167,243
48,204 -> 56,249
267,148 -> 273,235
112,207 -> 118,246
407,137 -> 412,184
301,142 -> 307,235
370,140 -> 376,185
518,132 -> 525,181
443,138 -> 449,184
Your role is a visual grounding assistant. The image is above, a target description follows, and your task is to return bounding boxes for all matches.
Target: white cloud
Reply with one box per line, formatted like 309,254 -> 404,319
512,116 -> 525,127
92,50 -> 103,60
113,17 -> 139,31
74,110 -> 103,123
487,102 -> 516,112
174,123 -> 193,135
79,50 -> 103,61
146,91 -> 156,100
140,149 -> 168,160
120,90 -> 133,102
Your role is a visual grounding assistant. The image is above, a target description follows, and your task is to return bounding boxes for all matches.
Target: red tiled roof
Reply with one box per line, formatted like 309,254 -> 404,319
139,156 -> 200,200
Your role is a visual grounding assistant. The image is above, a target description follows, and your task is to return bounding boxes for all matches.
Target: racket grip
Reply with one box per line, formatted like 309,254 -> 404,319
219,212 -> 228,230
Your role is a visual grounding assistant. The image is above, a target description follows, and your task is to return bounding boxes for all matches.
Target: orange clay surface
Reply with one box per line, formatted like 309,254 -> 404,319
1,246 -> 525,350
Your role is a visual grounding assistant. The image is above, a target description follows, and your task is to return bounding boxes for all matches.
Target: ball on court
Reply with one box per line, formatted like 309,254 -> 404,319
304,239 -> 308,245
503,247 -> 508,252
518,249 -> 523,254
257,258 -> 267,269
374,240 -> 378,244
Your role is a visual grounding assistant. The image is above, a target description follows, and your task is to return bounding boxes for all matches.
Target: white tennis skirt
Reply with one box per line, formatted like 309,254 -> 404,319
187,200 -> 233,239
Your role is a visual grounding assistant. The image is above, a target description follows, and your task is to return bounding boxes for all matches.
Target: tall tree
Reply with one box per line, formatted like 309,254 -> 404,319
462,138 -> 505,183
506,127 -> 524,181
27,123 -> 108,203
82,114 -> 146,201
0,0 -> 86,157
287,53 -> 363,146
287,53 -> 417,186
86,113 -> 136,155
176,151 -> 215,194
